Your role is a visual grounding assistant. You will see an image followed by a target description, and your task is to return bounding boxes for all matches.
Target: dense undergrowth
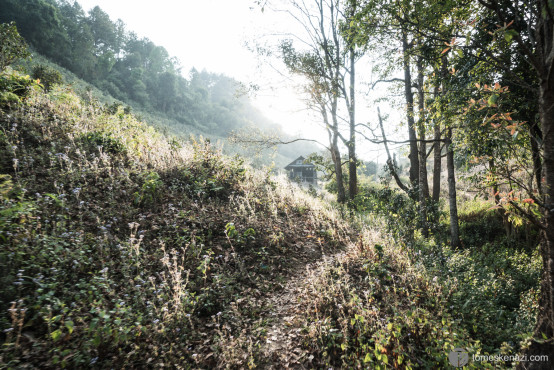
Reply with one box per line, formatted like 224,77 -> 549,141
298,184 -> 540,368
0,69 -> 350,368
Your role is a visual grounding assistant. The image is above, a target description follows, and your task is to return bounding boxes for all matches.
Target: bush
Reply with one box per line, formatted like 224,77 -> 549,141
32,65 -> 63,92
353,185 -> 420,241
0,22 -> 30,71
0,72 -> 41,107
79,131 -> 127,155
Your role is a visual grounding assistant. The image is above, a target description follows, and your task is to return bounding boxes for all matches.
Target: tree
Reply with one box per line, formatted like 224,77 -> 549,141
471,0 -> 554,363
87,6 -> 116,55
57,0 -> 95,77
354,0 -> 463,241
280,37 -> 347,203
277,0 -> 363,202
0,22 -> 29,71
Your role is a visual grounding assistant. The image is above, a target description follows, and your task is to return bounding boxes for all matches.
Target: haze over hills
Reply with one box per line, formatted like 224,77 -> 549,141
0,0 -> 319,168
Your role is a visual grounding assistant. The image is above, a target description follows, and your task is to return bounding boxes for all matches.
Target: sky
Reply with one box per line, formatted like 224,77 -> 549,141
75,0 -> 397,163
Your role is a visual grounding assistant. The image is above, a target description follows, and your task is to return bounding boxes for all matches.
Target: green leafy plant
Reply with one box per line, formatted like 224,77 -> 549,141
133,171 -> 163,206
80,131 -> 127,155
32,65 -> 63,92
0,71 -> 41,107
0,22 -> 30,71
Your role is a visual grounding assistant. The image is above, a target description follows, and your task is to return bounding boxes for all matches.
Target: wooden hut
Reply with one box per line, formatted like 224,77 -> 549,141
285,156 -> 317,184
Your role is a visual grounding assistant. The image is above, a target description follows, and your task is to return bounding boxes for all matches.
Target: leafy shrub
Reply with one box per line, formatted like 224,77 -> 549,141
410,207 -> 541,355
352,184 -> 540,359
0,91 -> 20,106
0,72 -> 41,106
133,171 -> 163,206
353,185 -> 420,241
79,131 -> 127,155
32,65 -> 63,92
299,247 -> 481,369
0,22 -> 30,71
180,141 -> 246,200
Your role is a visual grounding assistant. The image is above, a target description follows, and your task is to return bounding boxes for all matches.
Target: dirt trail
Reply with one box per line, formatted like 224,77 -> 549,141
260,246 -> 348,369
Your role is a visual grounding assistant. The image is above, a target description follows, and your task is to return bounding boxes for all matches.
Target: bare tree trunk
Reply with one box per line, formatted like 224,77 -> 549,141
417,56 -> 429,236
332,141 -> 346,203
417,56 -> 429,200
348,45 -> 358,199
432,111 -> 442,202
402,30 -> 419,188
434,56 -> 451,203
445,127 -> 461,248
378,107 -> 409,193
529,120 -> 543,194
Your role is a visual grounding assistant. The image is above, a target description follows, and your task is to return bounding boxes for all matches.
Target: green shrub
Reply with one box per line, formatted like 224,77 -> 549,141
133,171 -> 163,206
0,72 -> 41,105
0,22 -> 30,71
32,65 -> 63,92
0,91 -> 20,106
353,185 -> 421,241
79,131 -> 127,155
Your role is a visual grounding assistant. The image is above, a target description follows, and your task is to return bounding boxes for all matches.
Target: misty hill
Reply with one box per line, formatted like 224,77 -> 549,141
0,0 -> 318,167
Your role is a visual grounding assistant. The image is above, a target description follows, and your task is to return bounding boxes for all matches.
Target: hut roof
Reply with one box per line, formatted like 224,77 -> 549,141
285,156 -> 314,170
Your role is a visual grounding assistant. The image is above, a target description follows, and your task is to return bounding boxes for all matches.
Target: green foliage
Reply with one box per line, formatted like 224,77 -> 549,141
32,64 -> 63,92
225,222 -> 256,246
349,181 -> 540,360
180,142 -> 246,200
0,22 -> 30,71
0,79 -> 346,367
353,184 -> 421,240
0,70 -> 41,107
79,131 -> 127,155
300,246 -> 481,369
133,171 -> 163,206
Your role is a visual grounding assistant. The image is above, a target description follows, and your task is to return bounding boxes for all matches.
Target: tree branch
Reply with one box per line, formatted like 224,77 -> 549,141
378,107 -> 410,193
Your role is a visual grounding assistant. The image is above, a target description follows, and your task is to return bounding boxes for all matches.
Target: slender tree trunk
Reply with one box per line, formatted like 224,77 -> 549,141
331,97 -> 345,204
402,30 -> 419,188
529,120 -> 543,194
332,139 -> 346,203
416,56 -> 429,199
416,56 -> 429,236
445,127 -> 461,248
348,46 -> 358,199
432,115 -> 442,202
330,89 -> 345,204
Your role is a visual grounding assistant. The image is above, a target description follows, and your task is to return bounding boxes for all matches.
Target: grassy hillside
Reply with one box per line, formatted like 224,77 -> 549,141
0,69 -> 348,367
13,53 -> 313,170
0,69 -> 540,368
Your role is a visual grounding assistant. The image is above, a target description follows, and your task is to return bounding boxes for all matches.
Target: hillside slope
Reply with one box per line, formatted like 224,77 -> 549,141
0,0 -> 321,169
0,71 -> 489,369
0,70 -> 350,368
13,52 -> 317,170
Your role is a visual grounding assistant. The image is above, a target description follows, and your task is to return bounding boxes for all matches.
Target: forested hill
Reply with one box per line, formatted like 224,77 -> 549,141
0,0 -> 313,166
